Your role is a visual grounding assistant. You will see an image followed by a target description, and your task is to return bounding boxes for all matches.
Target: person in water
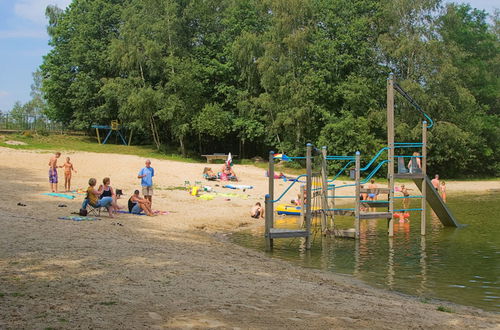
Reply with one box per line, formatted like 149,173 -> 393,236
400,184 -> 413,210
128,190 -> 154,216
250,202 -> 264,219
62,157 -> 77,192
431,174 -> 440,192
367,179 -> 377,201
440,181 -> 447,202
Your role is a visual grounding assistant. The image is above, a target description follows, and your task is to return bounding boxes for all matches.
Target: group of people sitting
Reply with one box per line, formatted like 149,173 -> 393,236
82,177 -> 155,217
203,163 -> 238,181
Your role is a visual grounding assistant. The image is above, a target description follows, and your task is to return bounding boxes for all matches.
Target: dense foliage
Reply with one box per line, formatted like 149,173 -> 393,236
39,0 -> 499,177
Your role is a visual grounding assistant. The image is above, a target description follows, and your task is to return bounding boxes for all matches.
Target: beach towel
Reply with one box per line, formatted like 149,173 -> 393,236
116,210 -> 169,216
58,216 -> 100,221
223,184 -> 253,190
42,192 -> 75,199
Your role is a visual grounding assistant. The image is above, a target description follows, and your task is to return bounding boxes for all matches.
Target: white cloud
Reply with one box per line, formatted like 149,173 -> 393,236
0,29 -> 46,39
14,0 -> 72,24
0,91 -> 10,98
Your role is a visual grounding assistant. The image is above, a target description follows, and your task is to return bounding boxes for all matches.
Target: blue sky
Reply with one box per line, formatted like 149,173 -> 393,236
0,0 -> 497,112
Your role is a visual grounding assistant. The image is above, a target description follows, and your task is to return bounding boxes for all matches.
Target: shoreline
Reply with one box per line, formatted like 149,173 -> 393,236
1,147 -> 499,328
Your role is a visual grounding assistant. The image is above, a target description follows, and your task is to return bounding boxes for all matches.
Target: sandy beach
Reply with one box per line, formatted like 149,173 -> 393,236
1,147 -> 499,329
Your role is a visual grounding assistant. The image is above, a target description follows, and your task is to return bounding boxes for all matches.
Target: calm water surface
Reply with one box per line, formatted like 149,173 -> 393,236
231,193 -> 500,312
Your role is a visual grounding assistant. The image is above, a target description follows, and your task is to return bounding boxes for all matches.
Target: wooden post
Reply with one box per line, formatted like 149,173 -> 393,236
95,127 -> 101,144
387,74 -> 395,237
421,121 -> 427,235
128,129 -> 133,146
299,185 -> 305,227
354,151 -> 361,239
265,150 -> 275,250
305,144 -> 312,249
320,146 -> 329,233
265,194 -> 273,251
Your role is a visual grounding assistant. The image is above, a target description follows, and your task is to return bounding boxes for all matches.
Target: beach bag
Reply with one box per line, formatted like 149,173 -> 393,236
79,208 -> 88,216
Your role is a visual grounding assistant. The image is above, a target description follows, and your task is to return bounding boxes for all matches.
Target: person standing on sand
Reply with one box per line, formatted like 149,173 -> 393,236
431,174 -> 440,192
138,159 -> 154,206
48,152 -> 61,192
62,157 -> 77,192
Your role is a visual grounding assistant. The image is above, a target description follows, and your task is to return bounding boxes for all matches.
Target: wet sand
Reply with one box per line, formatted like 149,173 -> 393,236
1,147 -> 499,329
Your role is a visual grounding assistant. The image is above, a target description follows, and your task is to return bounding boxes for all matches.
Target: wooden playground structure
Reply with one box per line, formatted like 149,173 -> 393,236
92,120 -> 131,146
264,74 -> 459,251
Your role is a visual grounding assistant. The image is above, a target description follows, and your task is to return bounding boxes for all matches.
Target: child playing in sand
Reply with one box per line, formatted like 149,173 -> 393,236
48,152 -> 61,192
62,157 -> 77,192
250,202 -> 264,219
440,181 -> 447,202
203,167 -> 218,180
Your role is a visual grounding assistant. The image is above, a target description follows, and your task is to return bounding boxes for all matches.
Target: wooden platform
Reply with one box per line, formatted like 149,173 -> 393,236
361,201 -> 389,208
313,209 -> 355,217
394,173 -> 424,179
333,228 -> 356,239
359,211 -> 392,219
268,228 -> 309,239
360,187 -> 390,194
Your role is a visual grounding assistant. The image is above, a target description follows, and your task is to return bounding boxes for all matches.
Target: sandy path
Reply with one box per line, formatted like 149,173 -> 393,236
0,147 -> 499,329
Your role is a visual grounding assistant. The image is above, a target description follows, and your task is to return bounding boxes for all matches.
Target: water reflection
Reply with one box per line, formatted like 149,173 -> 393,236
232,193 -> 500,311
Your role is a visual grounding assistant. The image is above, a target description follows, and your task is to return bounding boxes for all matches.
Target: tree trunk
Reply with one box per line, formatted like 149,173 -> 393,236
179,136 -> 186,157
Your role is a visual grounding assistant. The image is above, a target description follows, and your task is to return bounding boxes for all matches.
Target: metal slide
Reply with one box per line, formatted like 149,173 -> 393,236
413,176 -> 459,227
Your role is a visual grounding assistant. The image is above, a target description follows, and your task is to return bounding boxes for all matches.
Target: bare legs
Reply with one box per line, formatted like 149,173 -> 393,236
139,200 -> 154,216
64,174 -> 71,192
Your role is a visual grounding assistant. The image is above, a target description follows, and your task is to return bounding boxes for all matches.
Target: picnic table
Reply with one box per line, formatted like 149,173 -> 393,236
201,154 -> 238,163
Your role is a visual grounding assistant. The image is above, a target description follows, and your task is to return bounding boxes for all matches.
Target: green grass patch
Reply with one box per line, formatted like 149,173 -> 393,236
99,301 -> 118,306
0,133 -> 200,163
436,305 -> 453,313
10,292 -> 24,297
0,292 -> 4,297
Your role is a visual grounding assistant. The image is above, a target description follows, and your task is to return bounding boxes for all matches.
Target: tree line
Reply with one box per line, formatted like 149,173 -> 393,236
38,0 -> 499,177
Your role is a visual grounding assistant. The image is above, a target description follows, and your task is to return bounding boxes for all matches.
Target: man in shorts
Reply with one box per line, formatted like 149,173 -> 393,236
48,152 -> 61,192
431,174 -> 440,192
138,159 -> 155,206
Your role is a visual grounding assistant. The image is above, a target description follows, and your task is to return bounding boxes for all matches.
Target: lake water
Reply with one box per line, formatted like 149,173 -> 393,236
231,193 -> 500,312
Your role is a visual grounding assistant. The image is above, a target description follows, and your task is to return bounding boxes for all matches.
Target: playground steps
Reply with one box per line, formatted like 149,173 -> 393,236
268,228 -> 309,239
359,211 -> 392,219
394,173 -> 425,179
317,210 -> 355,217
361,201 -> 389,208
360,187 -> 390,194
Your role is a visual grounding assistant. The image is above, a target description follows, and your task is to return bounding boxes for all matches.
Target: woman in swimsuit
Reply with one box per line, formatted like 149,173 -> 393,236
62,157 -> 77,192
440,181 -> 447,202
98,177 -> 122,213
